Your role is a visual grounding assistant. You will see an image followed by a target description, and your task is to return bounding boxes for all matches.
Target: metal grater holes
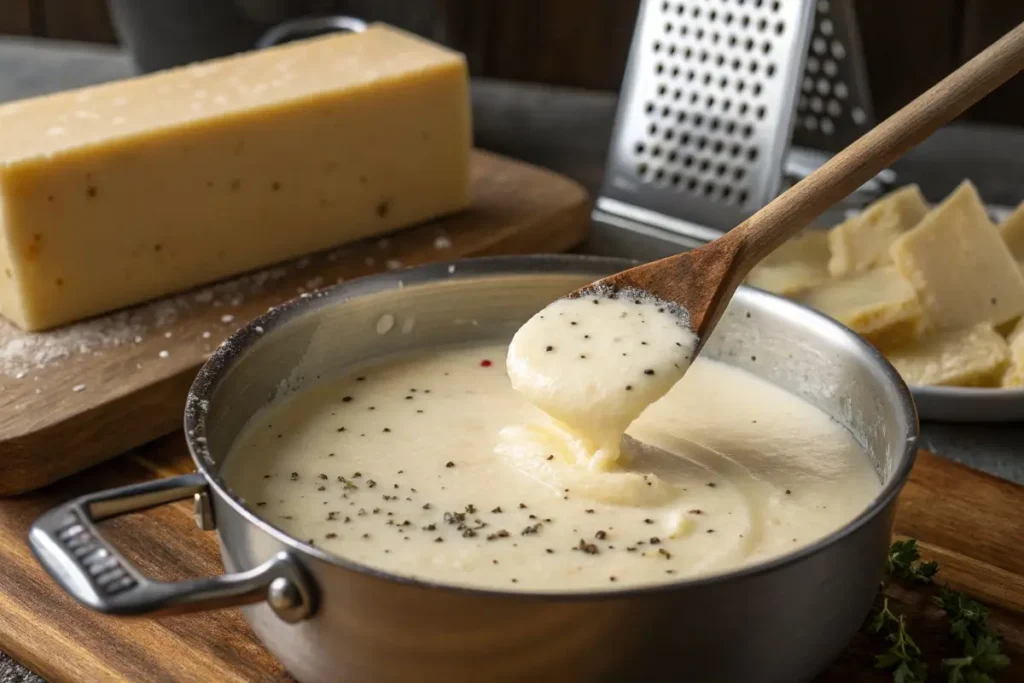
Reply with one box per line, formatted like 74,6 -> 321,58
795,0 -> 866,137
636,0 -> 788,207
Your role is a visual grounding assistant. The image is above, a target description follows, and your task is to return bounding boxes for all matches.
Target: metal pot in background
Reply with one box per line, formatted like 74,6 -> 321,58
107,0 -> 449,73
30,256 -> 918,683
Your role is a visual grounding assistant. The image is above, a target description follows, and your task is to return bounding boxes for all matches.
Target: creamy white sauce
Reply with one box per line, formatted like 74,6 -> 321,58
224,342 -> 879,592
507,293 -> 698,470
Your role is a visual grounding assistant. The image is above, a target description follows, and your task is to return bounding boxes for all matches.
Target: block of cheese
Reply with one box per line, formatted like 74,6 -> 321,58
1001,317 -> 1024,387
796,266 -> 923,347
999,201 -> 1024,261
890,181 -> 1024,331
745,229 -> 830,296
885,323 -> 1010,387
827,184 -> 929,277
0,24 -> 470,330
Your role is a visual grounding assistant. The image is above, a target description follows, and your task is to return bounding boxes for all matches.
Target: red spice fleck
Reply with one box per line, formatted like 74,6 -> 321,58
480,359 -> 493,367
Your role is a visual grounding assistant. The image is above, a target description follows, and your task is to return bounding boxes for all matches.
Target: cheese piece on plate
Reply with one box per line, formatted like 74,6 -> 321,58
889,181 -> 1024,331
0,24 -> 470,331
796,266 -> 923,347
999,201 -> 1024,261
885,323 -> 1010,387
827,184 -> 928,277
1002,317 -> 1024,387
745,229 -> 830,296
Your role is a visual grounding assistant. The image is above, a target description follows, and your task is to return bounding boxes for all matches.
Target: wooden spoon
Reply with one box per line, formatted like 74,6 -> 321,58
582,21 -> 1024,353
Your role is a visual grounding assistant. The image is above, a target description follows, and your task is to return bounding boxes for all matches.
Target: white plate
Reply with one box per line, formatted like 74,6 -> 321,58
911,385 -> 1024,423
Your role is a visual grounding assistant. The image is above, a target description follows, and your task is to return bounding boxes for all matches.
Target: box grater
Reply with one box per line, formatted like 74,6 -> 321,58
590,0 -> 878,259
791,0 -> 874,151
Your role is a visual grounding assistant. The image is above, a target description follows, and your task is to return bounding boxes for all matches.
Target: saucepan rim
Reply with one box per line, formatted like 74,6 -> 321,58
184,253 -> 918,600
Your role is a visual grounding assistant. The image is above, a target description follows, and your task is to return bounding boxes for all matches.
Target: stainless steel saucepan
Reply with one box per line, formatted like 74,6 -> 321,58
30,255 -> 917,683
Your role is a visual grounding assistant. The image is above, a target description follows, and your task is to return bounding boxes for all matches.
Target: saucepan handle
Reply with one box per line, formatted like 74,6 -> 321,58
256,14 -> 368,50
28,473 -> 316,623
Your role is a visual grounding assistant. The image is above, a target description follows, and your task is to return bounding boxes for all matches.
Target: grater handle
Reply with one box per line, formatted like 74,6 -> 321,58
727,20 -> 1024,266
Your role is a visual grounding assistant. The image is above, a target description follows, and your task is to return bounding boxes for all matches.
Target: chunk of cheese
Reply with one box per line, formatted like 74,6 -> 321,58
1001,317 -> 1024,387
0,24 -> 471,330
745,229 -> 830,296
796,266 -> 923,347
885,323 -> 1010,387
889,181 -> 1024,331
827,184 -> 929,277
999,201 -> 1024,261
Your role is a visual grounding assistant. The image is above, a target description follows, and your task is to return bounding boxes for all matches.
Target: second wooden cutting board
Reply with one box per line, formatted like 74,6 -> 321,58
0,150 -> 590,495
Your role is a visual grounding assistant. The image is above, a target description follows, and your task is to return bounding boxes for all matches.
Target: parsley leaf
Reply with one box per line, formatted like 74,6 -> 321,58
873,540 -> 1011,683
871,597 -> 928,682
887,539 -> 939,584
936,587 -> 991,641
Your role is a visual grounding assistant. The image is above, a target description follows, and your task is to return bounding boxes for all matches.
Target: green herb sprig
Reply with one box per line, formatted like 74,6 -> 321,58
935,587 -> 1010,682
870,597 -> 928,683
870,539 -> 1011,683
887,539 -> 939,584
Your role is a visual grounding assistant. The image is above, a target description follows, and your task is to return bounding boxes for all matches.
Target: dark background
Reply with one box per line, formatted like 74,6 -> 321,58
1,0 -> 1022,126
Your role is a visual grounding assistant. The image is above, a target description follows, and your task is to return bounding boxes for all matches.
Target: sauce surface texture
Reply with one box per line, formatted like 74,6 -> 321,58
225,341 -> 880,592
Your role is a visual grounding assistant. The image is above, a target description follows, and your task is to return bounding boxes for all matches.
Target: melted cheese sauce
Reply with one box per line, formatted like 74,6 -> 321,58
506,294 -> 698,470
225,342 -> 880,592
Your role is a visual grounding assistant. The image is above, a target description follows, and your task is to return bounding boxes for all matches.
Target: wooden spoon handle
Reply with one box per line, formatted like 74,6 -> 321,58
728,20 -> 1024,267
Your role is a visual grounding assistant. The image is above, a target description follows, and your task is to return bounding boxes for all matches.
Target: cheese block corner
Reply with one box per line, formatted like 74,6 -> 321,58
796,265 -> 923,347
745,229 -> 830,296
886,323 -> 1010,387
889,180 -> 1024,331
0,24 -> 471,331
999,201 -> 1024,262
1001,317 -> 1024,387
827,184 -> 928,278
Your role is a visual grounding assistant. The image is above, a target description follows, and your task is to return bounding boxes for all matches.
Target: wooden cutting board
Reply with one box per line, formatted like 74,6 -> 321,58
0,150 -> 590,496
0,446 -> 1019,683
